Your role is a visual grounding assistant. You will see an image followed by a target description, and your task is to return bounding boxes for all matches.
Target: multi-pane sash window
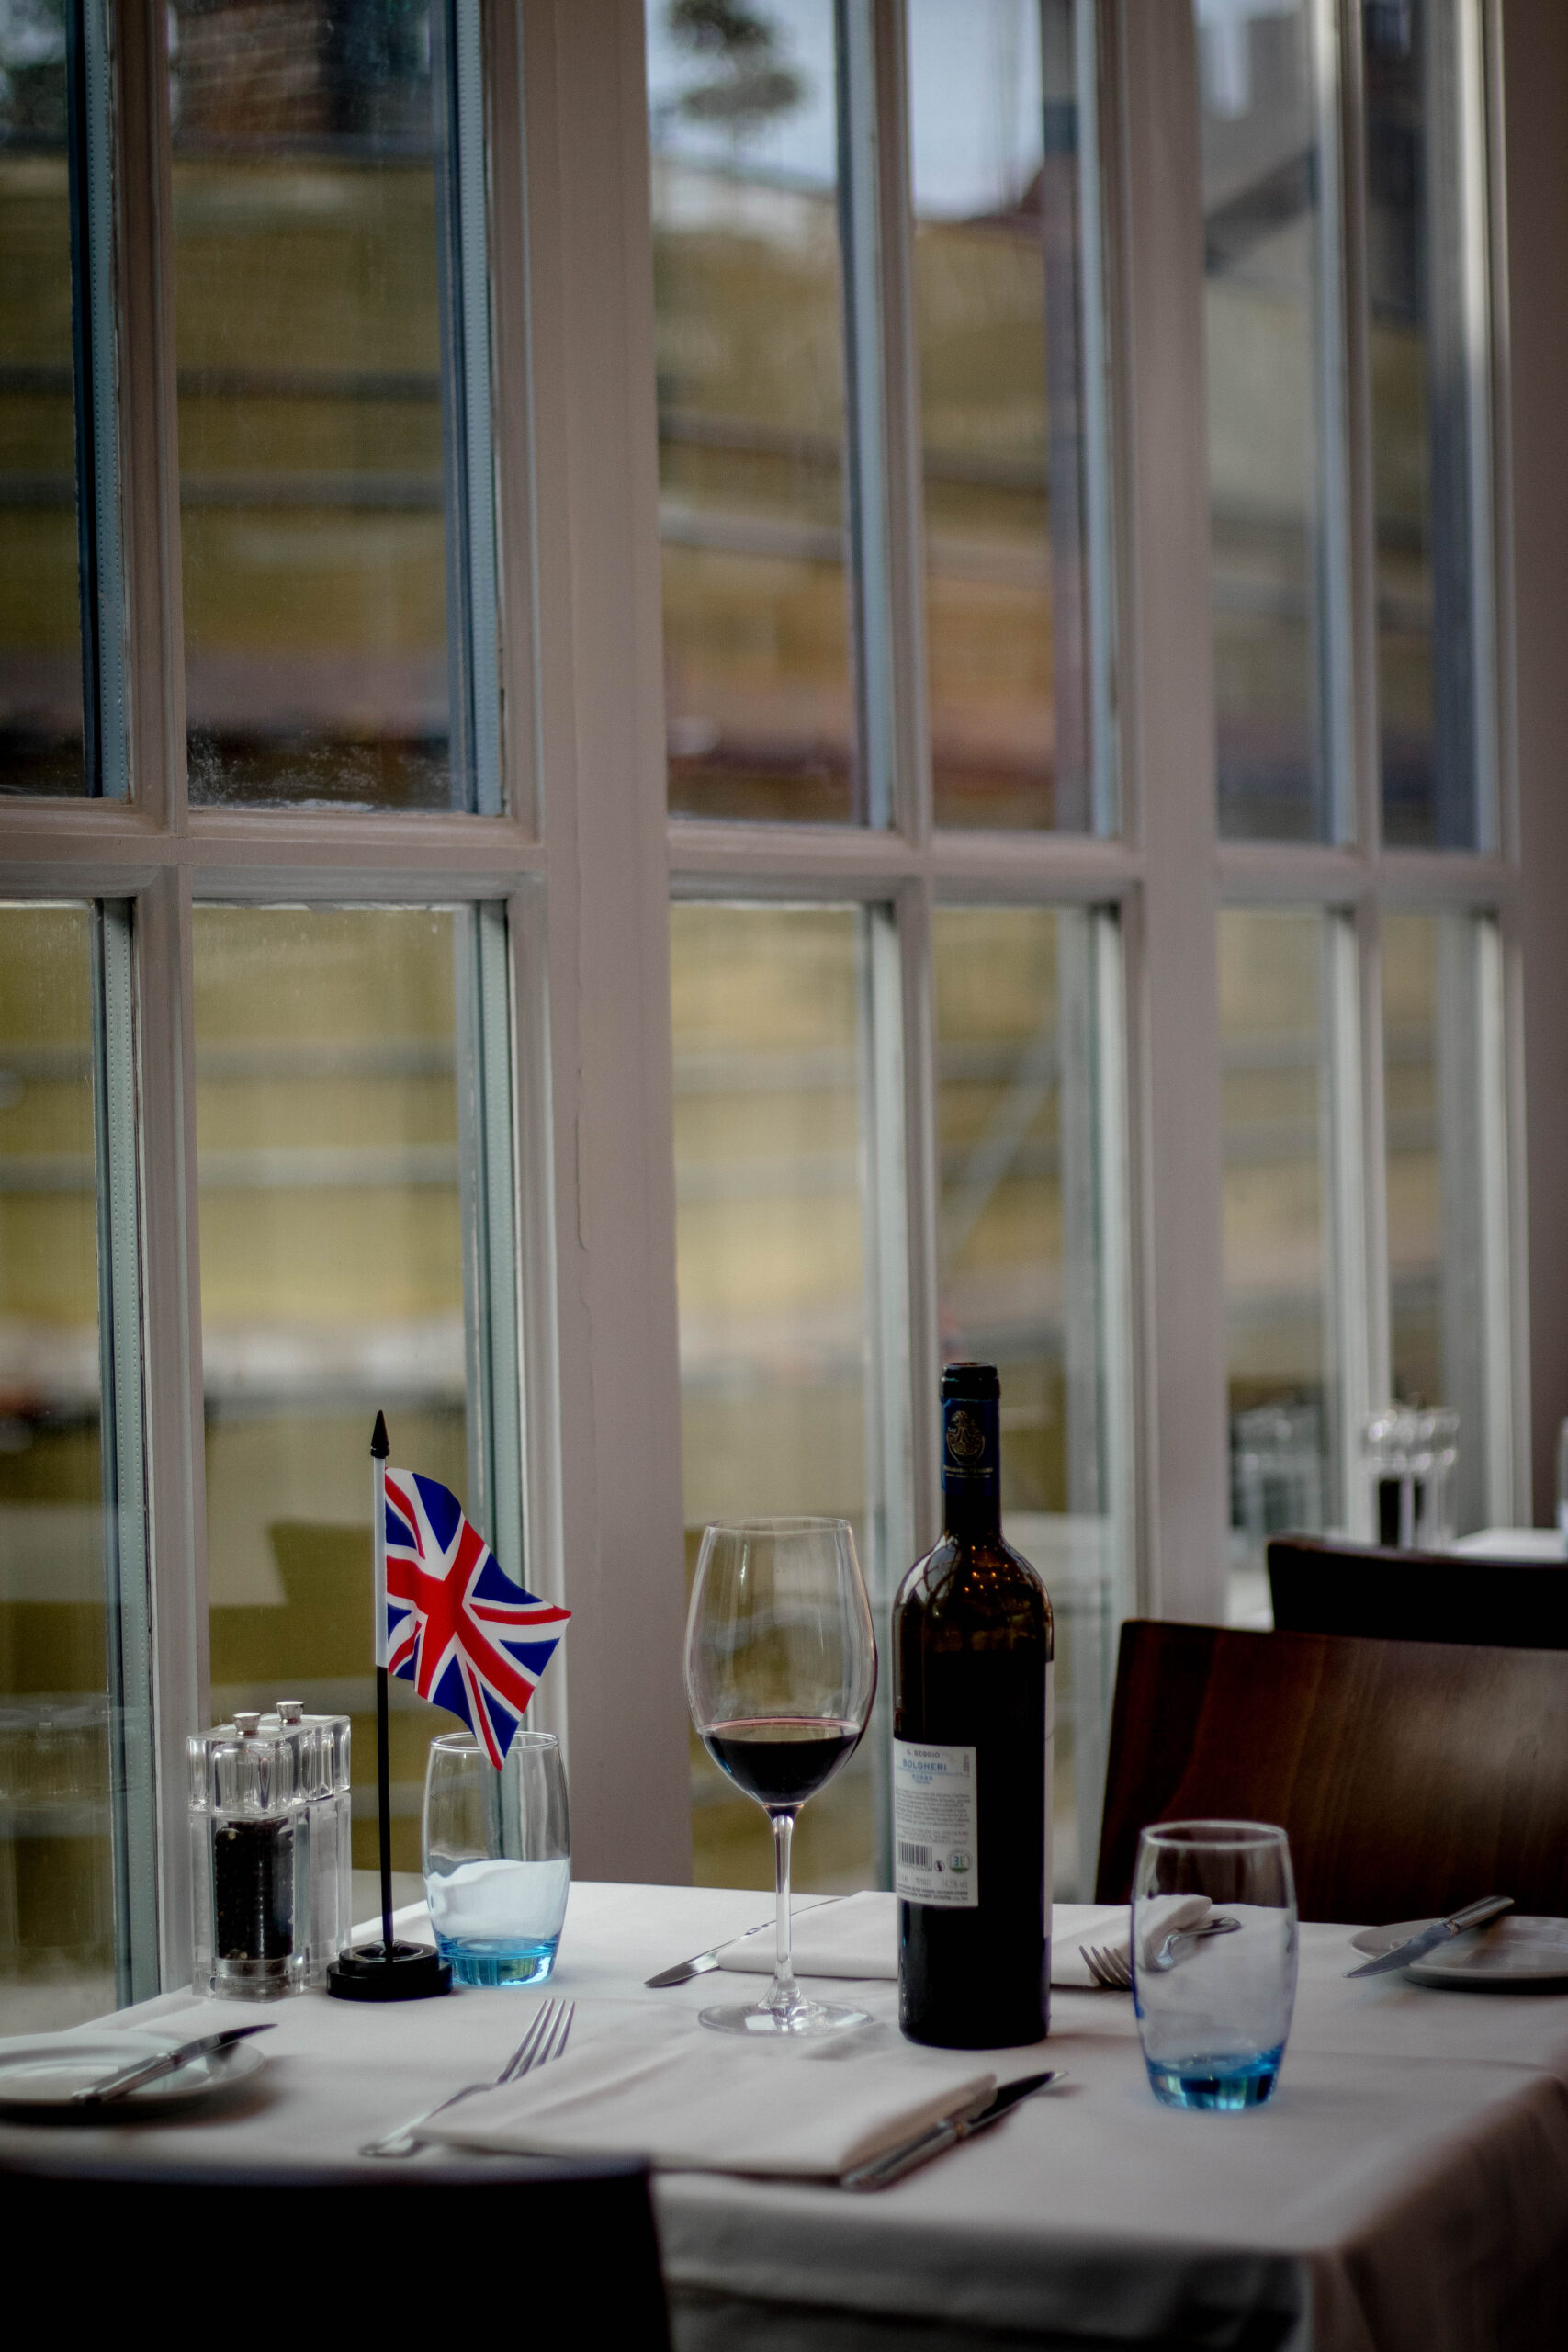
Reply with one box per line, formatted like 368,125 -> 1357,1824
1197,0 -> 1515,1608
651,0 -> 1130,1898
0,0 -> 533,2021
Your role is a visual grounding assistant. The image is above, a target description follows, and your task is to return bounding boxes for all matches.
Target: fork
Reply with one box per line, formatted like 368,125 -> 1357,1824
359,1996 -> 575,2157
1081,1917 -> 1241,1990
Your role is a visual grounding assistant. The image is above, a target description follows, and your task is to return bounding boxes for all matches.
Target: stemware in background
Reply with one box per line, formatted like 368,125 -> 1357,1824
685,1518 -> 877,2035
1132,1821 -> 1297,2111
423,1732 -> 570,1988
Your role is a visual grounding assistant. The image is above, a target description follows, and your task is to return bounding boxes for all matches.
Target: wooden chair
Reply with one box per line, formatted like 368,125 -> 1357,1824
1094,1619 -> 1568,1922
1267,1532 -> 1568,1650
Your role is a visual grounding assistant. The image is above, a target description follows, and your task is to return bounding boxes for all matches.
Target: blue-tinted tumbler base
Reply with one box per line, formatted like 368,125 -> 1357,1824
1145,2047 -> 1283,2110
435,1936 -> 560,1989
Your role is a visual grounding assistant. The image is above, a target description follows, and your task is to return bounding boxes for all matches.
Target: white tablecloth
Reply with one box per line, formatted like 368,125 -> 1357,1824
7,1882 -> 1568,2352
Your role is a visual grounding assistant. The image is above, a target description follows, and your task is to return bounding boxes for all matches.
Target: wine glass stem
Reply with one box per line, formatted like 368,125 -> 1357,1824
766,1807 -> 801,2014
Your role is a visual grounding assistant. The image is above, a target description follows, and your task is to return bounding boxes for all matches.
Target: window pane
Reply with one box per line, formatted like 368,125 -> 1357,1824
932,906 -> 1122,1897
1,12 -> 83,795
170,0 -> 499,811
0,906 -> 114,2027
1219,910 -> 1337,1619
910,2 -> 1101,832
1382,912 -> 1500,1528
1364,1 -> 1488,848
648,3 -> 858,824
195,907 -> 472,1878
1197,0 -> 1327,841
671,904 -> 874,1889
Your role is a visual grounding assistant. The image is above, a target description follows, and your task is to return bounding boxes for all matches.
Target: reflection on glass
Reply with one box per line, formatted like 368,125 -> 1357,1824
1382,911 -> 1495,1530
933,907 -> 1115,1896
1,6 -> 84,795
0,906 -> 113,2028
1219,910 -> 1333,1616
648,2 -> 857,823
1197,0 -> 1325,841
1364,0 -> 1485,848
195,907 -> 470,1871
670,904 -> 873,1889
170,0 -> 493,810
910,2 -> 1097,831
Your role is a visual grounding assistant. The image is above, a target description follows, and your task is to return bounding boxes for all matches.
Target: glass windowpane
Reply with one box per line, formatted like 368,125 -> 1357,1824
932,906 -> 1118,1897
909,2 -> 1099,832
170,0 -> 497,811
648,3 -> 859,824
0,904 -> 114,2026
671,903 -> 875,1889
1363,0 -> 1487,848
1219,910 -> 1337,1618
1382,911 -> 1498,1527
1197,0 -> 1327,841
1,11 -> 83,795
195,907 -> 475,1881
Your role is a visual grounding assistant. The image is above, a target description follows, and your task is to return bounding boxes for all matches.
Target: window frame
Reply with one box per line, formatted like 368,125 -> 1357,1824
3,0 -> 1562,1987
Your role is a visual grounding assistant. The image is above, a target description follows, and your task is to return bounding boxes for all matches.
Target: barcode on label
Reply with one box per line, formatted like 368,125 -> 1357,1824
897,1841 -> 933,1870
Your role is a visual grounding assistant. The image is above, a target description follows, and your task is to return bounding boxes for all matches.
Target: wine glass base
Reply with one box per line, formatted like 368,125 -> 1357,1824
698,1997 -> 869,2037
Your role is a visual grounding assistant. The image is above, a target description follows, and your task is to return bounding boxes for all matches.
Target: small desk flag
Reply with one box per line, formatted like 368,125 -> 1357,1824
383,1468 -> 570,1768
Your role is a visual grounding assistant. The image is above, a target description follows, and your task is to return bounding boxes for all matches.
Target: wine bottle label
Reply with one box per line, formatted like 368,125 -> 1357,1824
941,1397 -> 999,1497
892,1740 -> 979,1908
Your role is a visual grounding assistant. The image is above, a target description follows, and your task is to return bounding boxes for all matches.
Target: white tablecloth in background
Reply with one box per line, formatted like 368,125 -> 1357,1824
6,1883 -> 1568,2352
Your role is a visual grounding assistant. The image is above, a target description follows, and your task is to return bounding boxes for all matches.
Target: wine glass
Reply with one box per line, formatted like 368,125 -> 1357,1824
685,1517 -> 877,2035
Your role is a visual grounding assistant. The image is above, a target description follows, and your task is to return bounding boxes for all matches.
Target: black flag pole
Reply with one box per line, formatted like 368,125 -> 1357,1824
372,1409 -> 395,1961
326,1412 -> 451,2002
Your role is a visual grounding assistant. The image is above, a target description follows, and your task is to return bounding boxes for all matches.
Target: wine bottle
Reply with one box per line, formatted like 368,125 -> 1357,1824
893,1362 -> 1054,2047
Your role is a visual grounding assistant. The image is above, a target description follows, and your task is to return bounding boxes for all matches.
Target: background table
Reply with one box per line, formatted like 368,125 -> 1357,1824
6,1883 -> 1568,2352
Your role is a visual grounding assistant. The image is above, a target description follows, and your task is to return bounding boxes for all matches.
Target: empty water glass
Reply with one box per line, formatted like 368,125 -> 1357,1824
423,1731 -> 570,1988
1133,1821 -> 1297,2111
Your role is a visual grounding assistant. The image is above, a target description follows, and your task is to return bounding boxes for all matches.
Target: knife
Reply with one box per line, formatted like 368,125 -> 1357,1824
840,2070 -> 1065,2193
69,2022 -> 276,2105
1345,1895 -> 1514,1978
644,1898 -> 838,1987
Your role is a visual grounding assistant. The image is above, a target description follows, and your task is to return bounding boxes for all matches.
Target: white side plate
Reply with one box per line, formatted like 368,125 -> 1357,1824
1350,1916 -> 1568,1990
0,2029 -> 267,2115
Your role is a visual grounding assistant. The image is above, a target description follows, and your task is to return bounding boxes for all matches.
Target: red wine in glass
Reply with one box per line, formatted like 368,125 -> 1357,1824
704,1717 -> 863,1810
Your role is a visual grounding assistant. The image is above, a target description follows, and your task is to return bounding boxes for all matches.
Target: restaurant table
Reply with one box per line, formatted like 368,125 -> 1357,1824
7,1882 -> 1568,2352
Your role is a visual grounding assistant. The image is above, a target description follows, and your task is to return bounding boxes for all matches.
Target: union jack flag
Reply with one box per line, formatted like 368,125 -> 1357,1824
383,1469 -> 570,1768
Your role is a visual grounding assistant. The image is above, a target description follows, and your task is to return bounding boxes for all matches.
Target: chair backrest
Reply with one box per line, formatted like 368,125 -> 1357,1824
1094,1618 -> 1568,1922
0,2153 -> 671,2340
1268,1532 -> 1568,1650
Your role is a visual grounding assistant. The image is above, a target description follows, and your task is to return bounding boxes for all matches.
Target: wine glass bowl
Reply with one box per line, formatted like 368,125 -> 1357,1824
685,1517 -> 876,2035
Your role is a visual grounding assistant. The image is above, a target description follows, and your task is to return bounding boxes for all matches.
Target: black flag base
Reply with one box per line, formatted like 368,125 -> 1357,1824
327,1942 -> 452,2002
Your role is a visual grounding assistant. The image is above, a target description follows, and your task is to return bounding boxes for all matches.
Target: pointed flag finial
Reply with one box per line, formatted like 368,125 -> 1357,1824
371,1410 -> 389,1461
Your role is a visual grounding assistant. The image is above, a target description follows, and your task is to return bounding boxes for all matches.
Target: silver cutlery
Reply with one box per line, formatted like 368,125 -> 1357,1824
359,1996 -> 576,2157
841,2070 -> 1065,2192
644,1898 -> 838,1988
69,2021 -> 276,2106
1079,1917 -> 1240,1990
1345,1895 -> 1514,1978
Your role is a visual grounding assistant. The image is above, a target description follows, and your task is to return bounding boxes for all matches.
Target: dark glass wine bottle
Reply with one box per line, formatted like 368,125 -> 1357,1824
893,1362 -> 1054,2048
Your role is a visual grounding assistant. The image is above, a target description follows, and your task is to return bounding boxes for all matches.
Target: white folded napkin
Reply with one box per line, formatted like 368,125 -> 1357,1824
422,2026 -> 996,2179
713,1891 -> 1212,1986
716,1891 -> 893,1978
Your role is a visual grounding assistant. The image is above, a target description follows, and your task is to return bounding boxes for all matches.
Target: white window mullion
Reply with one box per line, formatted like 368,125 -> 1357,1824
1112,0 -> 1227,1622
131,866 -> 209,1988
